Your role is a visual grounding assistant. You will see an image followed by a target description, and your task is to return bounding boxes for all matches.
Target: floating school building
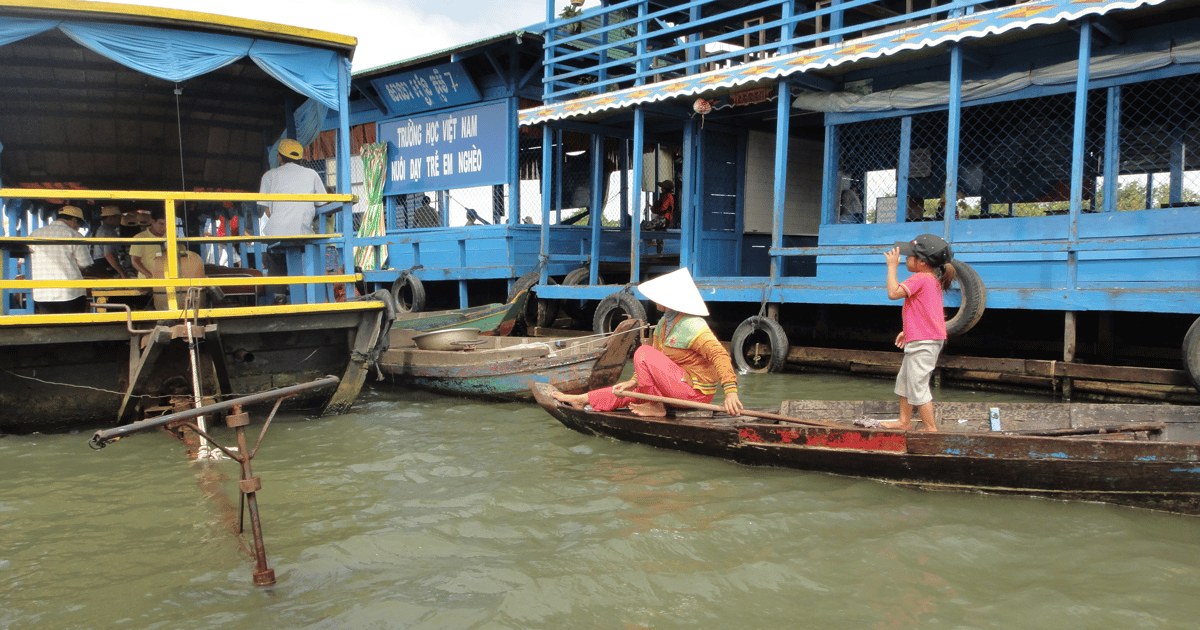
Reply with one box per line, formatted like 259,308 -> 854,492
336,0 -> 1200,398
520,0 -> 1200,396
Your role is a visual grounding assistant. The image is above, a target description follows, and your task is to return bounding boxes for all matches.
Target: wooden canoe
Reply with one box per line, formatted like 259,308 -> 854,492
387,290 -> 529,343
531,383 -> 1200,516
378,318 -> 642,401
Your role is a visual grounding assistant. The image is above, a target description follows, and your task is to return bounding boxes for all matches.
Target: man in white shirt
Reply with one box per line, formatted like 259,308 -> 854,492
29,205 -> 92,314
258,139 -> 326,296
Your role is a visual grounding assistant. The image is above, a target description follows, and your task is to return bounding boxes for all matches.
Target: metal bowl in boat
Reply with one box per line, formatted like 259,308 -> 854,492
411,327 -> 480,351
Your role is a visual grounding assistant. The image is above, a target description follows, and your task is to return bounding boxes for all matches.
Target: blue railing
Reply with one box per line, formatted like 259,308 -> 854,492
544,0 -> 1004,101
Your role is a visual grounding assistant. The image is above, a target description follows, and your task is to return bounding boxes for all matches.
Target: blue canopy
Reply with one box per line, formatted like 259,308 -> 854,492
0,17 -> 345,110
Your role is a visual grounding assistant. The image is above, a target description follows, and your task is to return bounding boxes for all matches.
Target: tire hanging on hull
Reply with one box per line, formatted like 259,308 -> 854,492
510,271 -> 559,330
561,266 -> 605,323
1184,315 -> 1200,393
731,316 -> 789,374
945,260 -> 986,337
593,292 -> 648,334
390,272 -> 425,313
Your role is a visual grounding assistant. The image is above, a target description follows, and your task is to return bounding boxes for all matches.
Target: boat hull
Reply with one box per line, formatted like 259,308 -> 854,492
387,290 -> 528,340
0,308 -> 386,433
380,319 -> 641,401
531,384 -> 1200,515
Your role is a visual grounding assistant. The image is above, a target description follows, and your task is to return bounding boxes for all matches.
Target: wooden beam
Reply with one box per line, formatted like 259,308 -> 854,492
782,344 -> 1194,386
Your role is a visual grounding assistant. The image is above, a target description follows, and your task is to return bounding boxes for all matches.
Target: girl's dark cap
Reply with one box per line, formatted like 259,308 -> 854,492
895,234 -> 952,266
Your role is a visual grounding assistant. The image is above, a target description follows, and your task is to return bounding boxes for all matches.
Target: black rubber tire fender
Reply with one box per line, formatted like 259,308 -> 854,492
560,266 -> 605,320
944,260 -> 986,337
390,272 -> 426,313
508,271 -> 539,302
508,270 -> 559,329
593,292 -> 648,334
730,316 -> 789,374
1184,315 -> 1200,393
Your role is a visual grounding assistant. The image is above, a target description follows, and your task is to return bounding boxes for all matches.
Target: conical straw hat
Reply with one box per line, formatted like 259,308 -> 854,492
638,267 -> 709,316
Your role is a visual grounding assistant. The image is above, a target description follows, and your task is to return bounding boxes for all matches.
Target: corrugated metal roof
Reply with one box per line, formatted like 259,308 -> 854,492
354,26 -> 545,78
520,0 -> 1168,125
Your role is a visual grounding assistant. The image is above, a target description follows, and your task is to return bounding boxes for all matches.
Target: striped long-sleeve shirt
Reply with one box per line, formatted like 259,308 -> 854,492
29,220 -> 92,303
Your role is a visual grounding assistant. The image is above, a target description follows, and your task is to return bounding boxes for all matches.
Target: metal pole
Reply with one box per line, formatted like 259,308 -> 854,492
90,376 -> 339,447
226,404 -> 275,586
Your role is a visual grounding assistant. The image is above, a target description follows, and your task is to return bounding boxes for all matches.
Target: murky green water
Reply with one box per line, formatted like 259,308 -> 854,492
3,372 -> 1199,629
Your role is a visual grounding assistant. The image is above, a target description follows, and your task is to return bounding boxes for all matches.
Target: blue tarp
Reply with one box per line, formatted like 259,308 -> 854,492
0,18 -> 345,110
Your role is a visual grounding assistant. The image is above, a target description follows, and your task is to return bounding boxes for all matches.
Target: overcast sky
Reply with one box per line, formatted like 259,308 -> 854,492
86,0 -> 567,71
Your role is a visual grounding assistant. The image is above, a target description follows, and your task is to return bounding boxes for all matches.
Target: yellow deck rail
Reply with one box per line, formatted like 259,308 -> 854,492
1,189 -> 366,318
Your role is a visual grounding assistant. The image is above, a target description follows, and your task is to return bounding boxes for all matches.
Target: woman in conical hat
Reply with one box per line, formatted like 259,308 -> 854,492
552,268 -> 744,417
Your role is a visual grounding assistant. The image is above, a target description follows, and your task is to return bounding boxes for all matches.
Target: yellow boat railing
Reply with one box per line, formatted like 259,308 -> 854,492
0,189 -> 380,324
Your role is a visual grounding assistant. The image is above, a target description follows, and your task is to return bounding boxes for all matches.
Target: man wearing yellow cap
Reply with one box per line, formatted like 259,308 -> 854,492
28,205 -> 93,313
257,139 -> 327,299
85,205 -> 127,279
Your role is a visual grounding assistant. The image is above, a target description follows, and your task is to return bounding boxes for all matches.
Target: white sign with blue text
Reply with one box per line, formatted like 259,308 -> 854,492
380,101 -> 508,195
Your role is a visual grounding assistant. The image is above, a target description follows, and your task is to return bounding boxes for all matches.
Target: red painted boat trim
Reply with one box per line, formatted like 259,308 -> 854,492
739,427 -> 907,452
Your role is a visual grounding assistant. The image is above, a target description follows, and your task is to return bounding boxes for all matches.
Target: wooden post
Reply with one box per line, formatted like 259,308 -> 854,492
1064,311 -> 1077,402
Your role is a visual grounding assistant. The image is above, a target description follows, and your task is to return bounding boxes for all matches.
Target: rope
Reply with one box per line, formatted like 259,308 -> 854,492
174,83 -> 190,233
551,322 -> 651,352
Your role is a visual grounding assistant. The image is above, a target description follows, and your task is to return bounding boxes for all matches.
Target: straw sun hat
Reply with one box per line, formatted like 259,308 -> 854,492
638,267 -> 709,317
58,205 -> 85,221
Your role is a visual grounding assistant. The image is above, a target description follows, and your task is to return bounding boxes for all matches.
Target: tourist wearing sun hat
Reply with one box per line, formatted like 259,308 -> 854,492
28,205 -> 93,313
553,267 -> 744,417
85,205 -> 127,278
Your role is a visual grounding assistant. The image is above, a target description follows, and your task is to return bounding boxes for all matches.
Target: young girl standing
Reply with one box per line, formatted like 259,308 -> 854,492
878,234 -> 956,432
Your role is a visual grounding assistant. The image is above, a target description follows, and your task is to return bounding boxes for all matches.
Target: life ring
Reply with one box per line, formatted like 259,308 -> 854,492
1184,315 -> 1200,393
560,266 -> 605,321
944,260 -> 986,337
390,272 -> 425,313
593,292 -> 648,334
731,316 -> 789,374
509,271 -> 558,329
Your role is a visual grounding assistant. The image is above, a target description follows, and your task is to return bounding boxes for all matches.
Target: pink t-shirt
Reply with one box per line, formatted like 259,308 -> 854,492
900,272 -> 946,341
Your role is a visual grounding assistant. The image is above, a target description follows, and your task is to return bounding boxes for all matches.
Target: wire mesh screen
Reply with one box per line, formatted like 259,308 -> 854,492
544,130 -> 624,226
836,117 -> 900,224
518,129 -> 545,225
393,193 -> 442,229
958,91 -> 1104,217
907,112 -> 948,221
1115,74 -> 1200,211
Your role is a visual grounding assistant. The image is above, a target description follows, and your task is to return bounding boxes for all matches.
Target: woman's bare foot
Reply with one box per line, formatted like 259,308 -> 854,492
629,402 -> 666,417
876,419 -> 912,430
551,390 -> 589,410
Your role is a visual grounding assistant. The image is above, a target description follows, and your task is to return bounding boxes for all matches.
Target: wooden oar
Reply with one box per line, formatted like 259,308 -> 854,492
612,389 -> 840,428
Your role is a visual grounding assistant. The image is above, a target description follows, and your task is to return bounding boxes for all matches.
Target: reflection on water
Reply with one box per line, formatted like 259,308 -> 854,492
1,372 -> 1197,629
